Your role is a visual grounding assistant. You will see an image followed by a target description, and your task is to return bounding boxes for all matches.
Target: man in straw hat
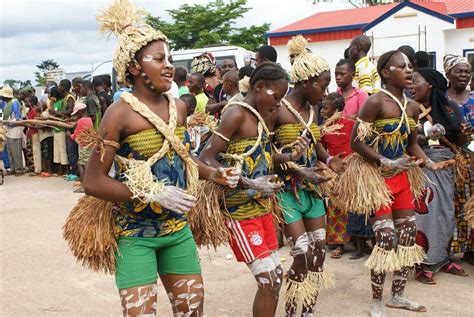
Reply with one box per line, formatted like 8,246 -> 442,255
76,0 -> 240,315
1,86 -> 25,176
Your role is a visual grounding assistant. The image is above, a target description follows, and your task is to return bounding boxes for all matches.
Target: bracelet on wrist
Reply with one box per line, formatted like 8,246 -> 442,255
326,155 -> 334,166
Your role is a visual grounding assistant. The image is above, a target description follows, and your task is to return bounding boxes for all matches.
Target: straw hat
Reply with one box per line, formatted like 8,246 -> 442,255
71,103 -> 87,116
0,86 -> 14,99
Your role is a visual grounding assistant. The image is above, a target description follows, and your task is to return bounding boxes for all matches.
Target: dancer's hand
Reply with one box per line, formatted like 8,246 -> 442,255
426,123 -> 445,140
143,186 -> 196,214
289,136 -> 310,161
380,156 -> 421,171
461,122 -> 472,135
328,153 -> 347,173
209,167 -> 241,188
296,167 -> 332,185
240,174 -> 283,193
424,158 -> 456,171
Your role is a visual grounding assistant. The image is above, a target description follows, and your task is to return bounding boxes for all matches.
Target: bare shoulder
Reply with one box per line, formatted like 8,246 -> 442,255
173,97 -> 188,123
221,103 -> 246,124
358,93 -> 382,121
173,97 -> 186,112
102,99 -> 130,122
406,98 -> 420,118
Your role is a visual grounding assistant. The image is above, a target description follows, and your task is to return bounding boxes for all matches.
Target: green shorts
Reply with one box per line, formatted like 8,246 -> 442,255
115,226 -> 201,289
278,190 -> 326,225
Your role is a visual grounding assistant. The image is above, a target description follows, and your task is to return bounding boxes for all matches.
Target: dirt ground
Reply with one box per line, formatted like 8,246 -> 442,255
1,175 -> 473,316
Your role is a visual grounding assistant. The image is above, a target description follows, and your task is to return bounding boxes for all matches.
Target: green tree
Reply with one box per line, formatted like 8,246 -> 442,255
146,0 -> 269,51
36,59 -> 59,72
2,79 -> 32,90
34,59 -> 59,86
3,79 -> 20,89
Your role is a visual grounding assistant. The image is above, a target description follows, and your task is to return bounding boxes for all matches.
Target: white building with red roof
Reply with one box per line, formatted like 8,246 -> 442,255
266,0 -> 473,82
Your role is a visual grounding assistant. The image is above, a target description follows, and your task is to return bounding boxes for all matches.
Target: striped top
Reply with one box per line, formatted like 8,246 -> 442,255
353,56 -> 381,95
219,134 -> 273,220
274,123 -> 321,193
113,126 -> 191,238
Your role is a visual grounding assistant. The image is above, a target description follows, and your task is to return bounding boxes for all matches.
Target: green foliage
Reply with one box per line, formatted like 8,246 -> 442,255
34,71 -> 46,86
229,24 -> 271,51
34,59 -> 59,86
36,59 -> 59,72
146,0 -> 269,52
3,79 -> 33,90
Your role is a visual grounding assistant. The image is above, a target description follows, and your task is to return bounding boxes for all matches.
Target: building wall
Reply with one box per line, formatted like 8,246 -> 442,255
444,27 -> 474,58
366,5 -> 455,72
271,6 -> 472,90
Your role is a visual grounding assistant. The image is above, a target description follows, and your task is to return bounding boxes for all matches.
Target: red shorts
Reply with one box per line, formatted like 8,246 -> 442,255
226,213 -> 278,263
374,171 -> 415,217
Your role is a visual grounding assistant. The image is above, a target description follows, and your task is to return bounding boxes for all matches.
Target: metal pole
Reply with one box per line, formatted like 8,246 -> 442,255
424,25 -> 427,51
371,31 -> 374,59
418,25 -> 420,51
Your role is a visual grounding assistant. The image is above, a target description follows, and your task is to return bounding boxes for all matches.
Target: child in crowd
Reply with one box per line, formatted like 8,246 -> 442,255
320,93 -> 354,258
348,35 -> 381,95
335,59 -> 369,119
70,103 -> 93,193
25,96 -> 42,175
188,72 -> 209,114
38,103 -> 53,177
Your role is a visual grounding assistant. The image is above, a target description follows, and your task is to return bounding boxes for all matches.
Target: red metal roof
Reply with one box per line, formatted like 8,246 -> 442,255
415,0 -> 474,14
270,4 -> 396,34
268,1 -> 472,36
444,0 -> 474,15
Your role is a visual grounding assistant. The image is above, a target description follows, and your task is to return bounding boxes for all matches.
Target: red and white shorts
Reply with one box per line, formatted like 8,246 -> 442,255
374,171 -> 415,217
226,213 -> 279,263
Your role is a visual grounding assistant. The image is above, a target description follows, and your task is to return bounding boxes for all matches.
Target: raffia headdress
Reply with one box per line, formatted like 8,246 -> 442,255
288,35 -> 330,82
96,0 -> 168,83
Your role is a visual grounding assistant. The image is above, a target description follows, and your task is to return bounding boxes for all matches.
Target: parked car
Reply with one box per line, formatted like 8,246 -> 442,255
172,45 -> 255,71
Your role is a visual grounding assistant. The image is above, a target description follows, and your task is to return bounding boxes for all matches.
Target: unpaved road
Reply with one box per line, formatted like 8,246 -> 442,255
1,175 -> 473,316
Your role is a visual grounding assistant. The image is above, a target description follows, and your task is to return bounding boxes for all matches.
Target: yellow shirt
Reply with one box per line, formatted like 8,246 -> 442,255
194,92 -> 209,114
353,56 -> 381,95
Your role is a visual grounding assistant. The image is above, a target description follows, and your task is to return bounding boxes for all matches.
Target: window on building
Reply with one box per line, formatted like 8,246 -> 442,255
428,52 -> 436,69
463,49 -> 474,71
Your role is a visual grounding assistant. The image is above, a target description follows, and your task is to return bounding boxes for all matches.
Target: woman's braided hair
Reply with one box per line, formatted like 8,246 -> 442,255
249,61 -> 288,88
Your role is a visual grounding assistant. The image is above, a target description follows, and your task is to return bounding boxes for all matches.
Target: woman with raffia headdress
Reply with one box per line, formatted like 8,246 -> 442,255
272,35 -> 346,316
411,67 -> 470,283
444,54 -> 474,265
199,61 -> 289,317
341,49 -> 455,316
63,0 -> 239,315
191,52 -> 219,96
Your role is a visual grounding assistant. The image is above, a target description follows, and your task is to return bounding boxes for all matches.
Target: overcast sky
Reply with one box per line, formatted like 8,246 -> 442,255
0,0 -> 352,85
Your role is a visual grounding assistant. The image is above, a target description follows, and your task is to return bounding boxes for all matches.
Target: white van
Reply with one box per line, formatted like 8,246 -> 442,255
172,45 -> 255,71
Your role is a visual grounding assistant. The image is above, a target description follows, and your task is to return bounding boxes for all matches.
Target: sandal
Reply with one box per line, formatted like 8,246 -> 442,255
330,246 -> 343,259
416,270 -> 436,284
349,252 -> 365,260
443,262 -> 468,276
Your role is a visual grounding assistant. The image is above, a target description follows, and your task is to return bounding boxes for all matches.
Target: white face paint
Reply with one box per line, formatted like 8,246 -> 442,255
401,53 -> 411,70
142,54 -> 153,63
265,88 -> 275,96
163,44 -> 172,67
